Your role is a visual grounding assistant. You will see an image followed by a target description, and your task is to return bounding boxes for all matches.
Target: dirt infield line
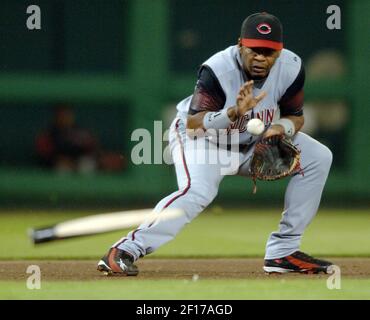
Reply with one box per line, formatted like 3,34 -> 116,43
1,258 -> 369,281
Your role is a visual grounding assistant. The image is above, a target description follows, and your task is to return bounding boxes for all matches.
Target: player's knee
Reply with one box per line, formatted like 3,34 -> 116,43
313,144 -> 333,173
188,182 -> 218,208
319,145 -> 333,169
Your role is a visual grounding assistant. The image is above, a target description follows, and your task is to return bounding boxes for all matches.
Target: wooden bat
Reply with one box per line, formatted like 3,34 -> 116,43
29,208 -> 183,244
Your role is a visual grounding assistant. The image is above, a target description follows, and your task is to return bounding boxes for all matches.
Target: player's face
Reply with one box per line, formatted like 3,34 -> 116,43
239,45 -> 281,79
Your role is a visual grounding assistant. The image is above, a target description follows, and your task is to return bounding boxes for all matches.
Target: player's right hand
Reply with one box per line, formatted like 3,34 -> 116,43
235,80 -> 266,117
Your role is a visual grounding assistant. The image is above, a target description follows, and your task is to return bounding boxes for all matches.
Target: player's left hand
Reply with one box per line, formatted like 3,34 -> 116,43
263,124 -> 285,139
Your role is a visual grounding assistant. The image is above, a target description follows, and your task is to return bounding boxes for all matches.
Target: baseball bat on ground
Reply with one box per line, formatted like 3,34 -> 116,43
29,208 -> 183,244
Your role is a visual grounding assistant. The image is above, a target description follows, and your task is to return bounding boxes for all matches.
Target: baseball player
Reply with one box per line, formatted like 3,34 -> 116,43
98,12 -> 333,275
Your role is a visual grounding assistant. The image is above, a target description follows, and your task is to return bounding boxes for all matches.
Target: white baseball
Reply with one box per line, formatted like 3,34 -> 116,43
246,118 -> 265,136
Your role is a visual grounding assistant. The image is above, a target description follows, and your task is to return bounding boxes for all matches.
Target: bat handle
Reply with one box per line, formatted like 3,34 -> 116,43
29,227 -> 58,244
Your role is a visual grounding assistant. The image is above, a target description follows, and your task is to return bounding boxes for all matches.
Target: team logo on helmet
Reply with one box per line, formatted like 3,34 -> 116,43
256,23 -> 272,34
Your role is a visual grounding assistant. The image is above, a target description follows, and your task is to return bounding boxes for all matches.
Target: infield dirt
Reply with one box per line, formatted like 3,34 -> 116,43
1,258 -> 370,281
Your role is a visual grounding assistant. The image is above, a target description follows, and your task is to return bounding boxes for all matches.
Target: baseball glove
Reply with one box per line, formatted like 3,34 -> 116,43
249,135 -> 302,193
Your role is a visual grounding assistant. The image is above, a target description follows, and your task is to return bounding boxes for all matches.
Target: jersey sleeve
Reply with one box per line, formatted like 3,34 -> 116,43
188,65 -> 226,115
279,64 -> 305,117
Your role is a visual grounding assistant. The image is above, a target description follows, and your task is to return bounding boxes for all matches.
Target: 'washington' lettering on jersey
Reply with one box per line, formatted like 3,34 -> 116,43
176,45 -> 302,145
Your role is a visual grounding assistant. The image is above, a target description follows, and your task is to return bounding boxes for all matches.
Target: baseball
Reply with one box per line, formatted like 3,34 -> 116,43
246,118 -> 265,136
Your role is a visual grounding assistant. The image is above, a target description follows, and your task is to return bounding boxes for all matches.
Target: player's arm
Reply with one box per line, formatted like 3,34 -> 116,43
264,115 -> 304,138
187,67 -> 266,130
186,66 -> 226,130
264,64 -> 305,138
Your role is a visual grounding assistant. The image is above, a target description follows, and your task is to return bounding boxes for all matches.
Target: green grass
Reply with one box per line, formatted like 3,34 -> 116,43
1,279 -> 369,300
0,208 -> 369,259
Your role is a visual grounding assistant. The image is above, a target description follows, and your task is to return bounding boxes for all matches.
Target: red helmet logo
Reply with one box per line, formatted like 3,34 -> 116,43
257,23 -> 272,34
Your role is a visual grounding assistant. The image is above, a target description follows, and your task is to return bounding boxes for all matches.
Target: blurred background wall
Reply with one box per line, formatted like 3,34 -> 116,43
0,0 -> 368,208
